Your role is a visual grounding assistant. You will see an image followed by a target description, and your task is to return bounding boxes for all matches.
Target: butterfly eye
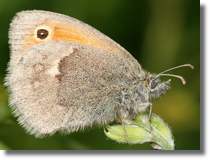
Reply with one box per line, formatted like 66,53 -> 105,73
37,29 -> 49,39
151,79 -> 158,89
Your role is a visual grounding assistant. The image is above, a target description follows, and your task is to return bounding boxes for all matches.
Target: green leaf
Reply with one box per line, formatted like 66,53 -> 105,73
0,140 -> 10,150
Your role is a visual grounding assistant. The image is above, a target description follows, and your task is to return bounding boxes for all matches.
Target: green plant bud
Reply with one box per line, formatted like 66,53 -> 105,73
104,112 -> 174,150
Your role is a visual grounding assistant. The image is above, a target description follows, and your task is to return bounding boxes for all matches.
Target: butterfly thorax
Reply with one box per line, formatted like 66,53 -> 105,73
118,69 -> 171,120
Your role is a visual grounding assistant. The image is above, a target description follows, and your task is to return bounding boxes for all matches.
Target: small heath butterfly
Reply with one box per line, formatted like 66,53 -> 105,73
5,10 -> 193,141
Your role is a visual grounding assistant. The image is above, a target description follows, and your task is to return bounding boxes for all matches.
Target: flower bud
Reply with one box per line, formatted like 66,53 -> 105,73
104,112 -> 174,150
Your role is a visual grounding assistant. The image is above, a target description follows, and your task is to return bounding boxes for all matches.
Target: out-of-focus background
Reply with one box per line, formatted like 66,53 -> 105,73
0,0 -> 200,150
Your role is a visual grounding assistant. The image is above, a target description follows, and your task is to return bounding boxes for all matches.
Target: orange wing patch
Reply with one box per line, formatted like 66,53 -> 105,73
23,20 -> 110,54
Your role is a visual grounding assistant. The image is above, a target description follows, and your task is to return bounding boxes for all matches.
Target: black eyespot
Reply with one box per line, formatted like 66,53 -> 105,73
151,79 -> 158,89
37,29 -> 49,39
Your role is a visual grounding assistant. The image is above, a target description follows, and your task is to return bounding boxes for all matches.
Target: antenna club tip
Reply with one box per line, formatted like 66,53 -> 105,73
188,64 -> 194,69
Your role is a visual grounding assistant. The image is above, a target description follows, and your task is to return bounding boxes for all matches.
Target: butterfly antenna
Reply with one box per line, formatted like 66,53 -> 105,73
154,64 -> 194,85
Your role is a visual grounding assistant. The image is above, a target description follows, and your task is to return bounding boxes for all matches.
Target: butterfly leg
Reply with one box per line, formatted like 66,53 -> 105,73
148,102 -> 157,143
115,104 -> 130,144
138,102 -> 156,143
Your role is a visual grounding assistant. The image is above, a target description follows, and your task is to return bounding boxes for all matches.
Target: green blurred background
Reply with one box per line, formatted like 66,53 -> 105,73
0,0 -> 200,150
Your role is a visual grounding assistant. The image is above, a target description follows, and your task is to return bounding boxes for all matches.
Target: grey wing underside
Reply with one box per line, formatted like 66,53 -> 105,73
7,41 -> 133,137
55,43 -> 129,134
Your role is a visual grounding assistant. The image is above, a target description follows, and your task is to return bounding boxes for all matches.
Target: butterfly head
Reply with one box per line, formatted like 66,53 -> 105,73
148,64 -> 194,99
